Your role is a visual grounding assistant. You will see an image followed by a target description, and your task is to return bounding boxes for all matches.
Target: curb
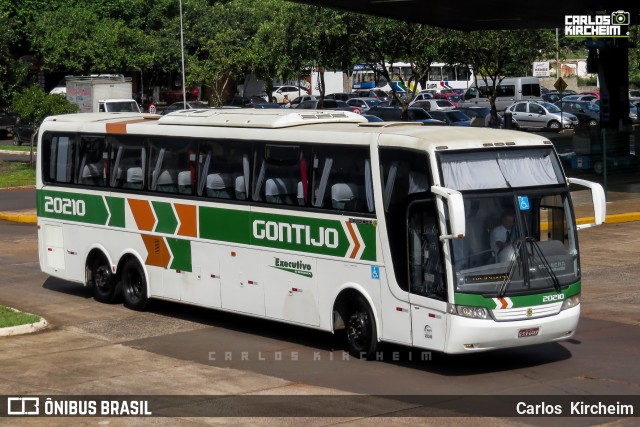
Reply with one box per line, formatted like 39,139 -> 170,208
0,211 -> 37,224
0,317 -> 48,337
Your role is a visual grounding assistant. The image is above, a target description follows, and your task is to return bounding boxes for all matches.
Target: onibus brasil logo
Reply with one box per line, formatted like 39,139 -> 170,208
565,10 -> 630,38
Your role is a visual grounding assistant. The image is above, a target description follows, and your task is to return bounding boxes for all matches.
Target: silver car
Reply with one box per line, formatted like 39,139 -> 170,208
346,97 -> 382,113
507,101 -> 578,132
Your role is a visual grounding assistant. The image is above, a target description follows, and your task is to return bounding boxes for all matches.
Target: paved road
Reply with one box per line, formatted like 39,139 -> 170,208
0,219 -> 639,424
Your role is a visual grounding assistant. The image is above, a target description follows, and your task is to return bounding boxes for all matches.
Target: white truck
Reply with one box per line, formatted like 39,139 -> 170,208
66,75 -> 140,113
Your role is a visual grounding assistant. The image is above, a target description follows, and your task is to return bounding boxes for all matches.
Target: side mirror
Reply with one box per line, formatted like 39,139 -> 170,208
431,186 -> 465,239
567,177 -> 606,229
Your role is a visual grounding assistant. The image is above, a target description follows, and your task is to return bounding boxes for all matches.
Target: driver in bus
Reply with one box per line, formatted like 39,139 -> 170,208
490,211 -> 516,256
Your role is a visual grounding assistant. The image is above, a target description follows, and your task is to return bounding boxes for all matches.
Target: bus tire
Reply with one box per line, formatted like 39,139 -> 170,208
346,295 -> 378,360
90,255 -> 120,303
121,258 -> 149,311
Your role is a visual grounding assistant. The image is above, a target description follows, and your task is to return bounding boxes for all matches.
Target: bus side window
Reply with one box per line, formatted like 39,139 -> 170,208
148,139 -> 195,194
109,137 -> 146,190
43,134 -> 77,184
76,136 -> 106,187
312,146 -> 373,213
253,144 -> 306,206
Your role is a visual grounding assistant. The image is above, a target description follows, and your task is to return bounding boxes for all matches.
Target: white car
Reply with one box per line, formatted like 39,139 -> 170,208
410,98 -> 455,111
271,86 -> 306,104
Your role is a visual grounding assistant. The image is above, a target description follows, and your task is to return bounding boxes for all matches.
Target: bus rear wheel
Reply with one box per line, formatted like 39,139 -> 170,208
121,258 -> 149,311
90,256 -> 119,303
346,295 -> 378,360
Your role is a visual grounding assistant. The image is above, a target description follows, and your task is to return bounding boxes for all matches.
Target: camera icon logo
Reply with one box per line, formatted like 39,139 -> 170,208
611,10 -> 630,25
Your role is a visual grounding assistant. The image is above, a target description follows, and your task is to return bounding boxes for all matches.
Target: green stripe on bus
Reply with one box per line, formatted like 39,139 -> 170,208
153,201 -> 178,234
37,189 -> 109,225
167,237 -> 191,272
454,282 -> 581,308
106,196 -> 125,228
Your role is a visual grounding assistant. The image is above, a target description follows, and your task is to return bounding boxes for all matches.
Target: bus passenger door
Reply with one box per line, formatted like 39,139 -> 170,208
407,201 -> 449,352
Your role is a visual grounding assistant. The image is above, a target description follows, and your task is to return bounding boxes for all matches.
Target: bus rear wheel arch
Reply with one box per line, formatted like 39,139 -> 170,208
333,290 -> 378,360
86,250 -> 120,303
120,257 -> 149,311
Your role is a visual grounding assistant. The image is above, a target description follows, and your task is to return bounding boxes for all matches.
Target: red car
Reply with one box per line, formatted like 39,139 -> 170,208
579,91 -> 600,99
434,92 -> 462,107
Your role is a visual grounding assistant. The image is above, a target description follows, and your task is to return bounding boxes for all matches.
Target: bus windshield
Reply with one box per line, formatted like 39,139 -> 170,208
450,191 -> 579,297
438,148 -> 577,297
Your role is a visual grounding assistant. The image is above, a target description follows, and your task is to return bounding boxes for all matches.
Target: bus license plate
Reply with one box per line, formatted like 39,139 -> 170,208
518,327 -> 539,338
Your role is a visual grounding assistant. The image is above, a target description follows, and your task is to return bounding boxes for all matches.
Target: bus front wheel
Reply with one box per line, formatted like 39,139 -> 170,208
346,295 -> 378,360
121,258 -> 149,311
90,256 -> 120,303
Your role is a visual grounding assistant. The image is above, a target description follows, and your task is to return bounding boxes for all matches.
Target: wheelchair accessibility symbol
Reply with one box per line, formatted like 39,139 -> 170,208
371,266 -> 380,280
518,196 -> 530,211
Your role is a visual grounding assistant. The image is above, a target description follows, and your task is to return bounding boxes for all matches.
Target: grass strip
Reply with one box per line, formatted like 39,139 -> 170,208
0,161 -> 36,187
0,305 -> 41,328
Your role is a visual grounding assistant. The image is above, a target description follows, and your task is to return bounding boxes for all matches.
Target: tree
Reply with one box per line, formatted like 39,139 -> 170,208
444,29 -> 555,125
11,85 -> 79,165
0,11 -> 31,111
352,17 -> 448,116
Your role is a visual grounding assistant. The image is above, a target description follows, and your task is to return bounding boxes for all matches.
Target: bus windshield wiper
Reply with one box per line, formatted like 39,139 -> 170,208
497,240 -> 522,298
526,237 -> 561,292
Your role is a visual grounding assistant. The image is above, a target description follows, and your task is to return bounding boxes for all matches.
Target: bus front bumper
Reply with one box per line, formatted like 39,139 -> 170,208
443,305 -> 580,354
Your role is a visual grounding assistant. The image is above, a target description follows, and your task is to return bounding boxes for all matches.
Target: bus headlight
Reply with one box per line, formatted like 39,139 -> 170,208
448,304 -> 491,320
561,294 -> 580,310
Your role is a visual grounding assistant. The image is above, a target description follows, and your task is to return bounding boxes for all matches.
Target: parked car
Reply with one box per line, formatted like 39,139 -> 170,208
427,110 -> 472,126
0,111 -> 18,139
408,91 -> 434,105
295,99 -> 355,112
433,92 -> 462,107
366,106 -> 445,125
161,101 -> 210,115
346,97 -> 382,113
410,99 -> 455,111
224,96 -> 267,108
506,101 -> 578,132
354,89 -> 389,102
560,94 -> 598,102
362,115 -> 384,122
12,121 -> 36,146
579,91 -> 600,99
249,102 -> 282,109
628,90 -> 640,103
326,92 -> 358,102
553,100 -> 600,127
542,92 -> 566,103
271,85 -> 306,104
290,95 -> 318,108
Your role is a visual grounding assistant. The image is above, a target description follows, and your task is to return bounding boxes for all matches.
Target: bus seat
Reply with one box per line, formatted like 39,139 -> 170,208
265,178 -> 296,205
178,171 -> 192,195
156,170 -> 177,193
206,173 -> 234,199
81,162 -> 102,186
297,181 -> 305,206
125,167 -> 143,189
235,176 -> 247,200
331,183 -> 360,210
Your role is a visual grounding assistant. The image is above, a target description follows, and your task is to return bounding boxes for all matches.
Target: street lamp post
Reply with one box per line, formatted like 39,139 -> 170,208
179,0 -> 186,108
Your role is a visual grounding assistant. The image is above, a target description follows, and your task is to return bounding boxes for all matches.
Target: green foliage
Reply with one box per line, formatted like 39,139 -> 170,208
0,305 -> 40,328
11,85 -> 79,127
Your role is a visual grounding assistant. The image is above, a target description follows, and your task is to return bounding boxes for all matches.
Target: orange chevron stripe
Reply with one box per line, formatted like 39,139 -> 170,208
105,119 -> 150,134
345,221 -> 361,259
128,199 -> 156,231
141,234 -> 170,268
498,297 -> 508,309
175,204 -> 197,237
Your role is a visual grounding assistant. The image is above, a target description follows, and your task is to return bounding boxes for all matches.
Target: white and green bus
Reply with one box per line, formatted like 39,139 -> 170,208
36,109 -> 605,357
